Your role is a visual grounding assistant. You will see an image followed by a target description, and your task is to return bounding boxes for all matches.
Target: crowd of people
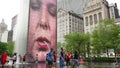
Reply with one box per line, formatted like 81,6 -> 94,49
45,47 -> 84,68
0,52 -> 26,67
59,47 -> 85,68
0,48 -> 84,68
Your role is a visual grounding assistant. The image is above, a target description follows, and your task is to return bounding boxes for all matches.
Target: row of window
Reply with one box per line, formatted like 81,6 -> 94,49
85,12 -> 102,26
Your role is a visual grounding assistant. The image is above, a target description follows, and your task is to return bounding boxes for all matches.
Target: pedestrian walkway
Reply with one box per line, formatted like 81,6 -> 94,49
1,62 -> 120,68
0,60 -> 29,67
62,64 -> 85,68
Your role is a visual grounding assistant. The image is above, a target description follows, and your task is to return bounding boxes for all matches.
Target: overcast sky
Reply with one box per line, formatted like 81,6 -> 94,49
0,0 -> 120,30
0,0 -> 20,30
107,0 -> 120,10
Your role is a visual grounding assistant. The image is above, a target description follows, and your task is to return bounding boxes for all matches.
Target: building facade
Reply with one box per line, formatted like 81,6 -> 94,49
11,15 -> 18,30
7,15 -> 18,42
57,0 -> 88,15
57,9 -> 84,43
109,3 -> 119,19
1,31 -> 8,42
7,30 -> 13,42
83,0 -> 109,33
12,15 -> 18,41
0,19 -> 8,42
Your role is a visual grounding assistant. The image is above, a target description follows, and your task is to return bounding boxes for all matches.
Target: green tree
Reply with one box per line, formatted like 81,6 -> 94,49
64,32 -> 90,57
84,33 -> 91,57
92,18 -> 120,57
7,41 -> 14,56
57,42 -> 66,54
0,42 -> 7,54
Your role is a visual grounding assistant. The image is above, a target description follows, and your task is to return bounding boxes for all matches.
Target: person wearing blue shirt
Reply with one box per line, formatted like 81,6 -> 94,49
46,48 -> 54,68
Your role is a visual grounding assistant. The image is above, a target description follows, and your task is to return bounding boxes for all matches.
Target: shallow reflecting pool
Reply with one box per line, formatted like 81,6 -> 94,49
1,62 -> 120,68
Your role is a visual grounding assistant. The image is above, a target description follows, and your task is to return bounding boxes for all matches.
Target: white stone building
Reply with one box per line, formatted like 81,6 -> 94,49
83,0 -> 109,33
57,9 -> 84,43
1,30 -> 8,42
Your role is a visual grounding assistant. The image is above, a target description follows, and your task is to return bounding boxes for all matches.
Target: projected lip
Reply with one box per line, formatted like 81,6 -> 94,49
36,37 -> 50,51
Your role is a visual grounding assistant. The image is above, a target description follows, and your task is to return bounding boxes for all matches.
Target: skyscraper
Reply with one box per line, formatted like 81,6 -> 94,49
109,3 -> 120,19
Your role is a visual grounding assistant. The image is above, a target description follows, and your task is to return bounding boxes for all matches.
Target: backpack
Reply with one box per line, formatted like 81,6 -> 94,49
46,52 -> 53,62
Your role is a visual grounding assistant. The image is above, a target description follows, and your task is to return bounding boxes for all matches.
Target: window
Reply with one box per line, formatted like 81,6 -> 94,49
85,17 -> 88,26
89,15 -> 93,25
94,14 -> 97,24
98,12 -> 102,21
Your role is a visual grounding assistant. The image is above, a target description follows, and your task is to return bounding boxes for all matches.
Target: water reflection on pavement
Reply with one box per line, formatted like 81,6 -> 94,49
1,62 -> 120,68
0,63 -> 47,68
17,63 -> 46,68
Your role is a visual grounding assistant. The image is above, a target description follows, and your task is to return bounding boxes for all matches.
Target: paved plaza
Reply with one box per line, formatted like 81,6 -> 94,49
1,62 -> 120,68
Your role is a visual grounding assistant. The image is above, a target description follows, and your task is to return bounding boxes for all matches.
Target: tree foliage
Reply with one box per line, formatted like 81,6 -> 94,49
64,32 -> 90,55
60,18 -> 120,58
0,41 -> 14,56
7,41 -> 14,56
92,18 -> 120,56
0,42 -> 7,54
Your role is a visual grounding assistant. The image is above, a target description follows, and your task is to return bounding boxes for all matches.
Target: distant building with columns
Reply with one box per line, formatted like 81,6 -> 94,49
0,19 -> 8,42
83,0 -> 109,33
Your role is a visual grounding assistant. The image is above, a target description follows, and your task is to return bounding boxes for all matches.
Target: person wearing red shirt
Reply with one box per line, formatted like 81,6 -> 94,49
53,51 -> 56,62
53,51 -> 56,68
1,52 -> 8,66
23,53 -> 26,62
65,51 -> 71,67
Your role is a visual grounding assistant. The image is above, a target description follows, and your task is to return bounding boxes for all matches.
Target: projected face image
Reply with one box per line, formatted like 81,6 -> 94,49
28,0 -> 56,61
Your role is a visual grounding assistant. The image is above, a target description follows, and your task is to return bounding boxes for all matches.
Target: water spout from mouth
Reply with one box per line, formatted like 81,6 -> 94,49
43,41 -> 50,51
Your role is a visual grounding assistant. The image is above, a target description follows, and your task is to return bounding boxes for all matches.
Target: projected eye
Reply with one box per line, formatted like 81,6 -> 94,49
47,4 -> 56,17
30,0 -> 41,10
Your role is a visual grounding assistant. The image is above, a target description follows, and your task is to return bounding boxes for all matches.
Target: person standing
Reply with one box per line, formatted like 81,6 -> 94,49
18,54 -> 22,64
73,51 -> 79,68
60,48 -> 65,68
1,52 -> 8,67
46,48 -> 54,68
35,54 -> 38,68
53,51 -> 56,67
60,48 -> 64,59
6,54 -> 11,64
23,53 -> 26,63
12,53 -> 17,65
60,54 -> 65,68
65,51 -> 71,68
